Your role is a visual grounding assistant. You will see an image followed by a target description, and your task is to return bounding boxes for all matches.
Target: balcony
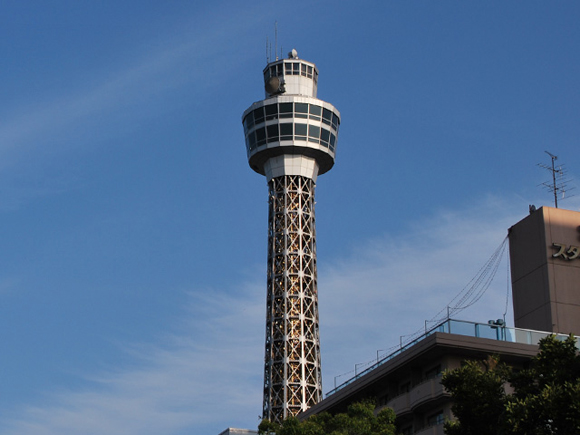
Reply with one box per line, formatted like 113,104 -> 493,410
385,392 -> 409,415
384,377 -> 448,416
409,377 -> 447,409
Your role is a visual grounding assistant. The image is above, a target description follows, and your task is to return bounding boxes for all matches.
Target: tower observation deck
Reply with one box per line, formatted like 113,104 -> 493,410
242,49 -> 340,423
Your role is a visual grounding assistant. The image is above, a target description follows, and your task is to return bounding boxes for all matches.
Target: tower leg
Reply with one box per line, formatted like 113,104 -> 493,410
263,175 -> 322,423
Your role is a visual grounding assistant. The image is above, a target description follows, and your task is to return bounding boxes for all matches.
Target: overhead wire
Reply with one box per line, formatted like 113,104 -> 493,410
333,235 -> 511,392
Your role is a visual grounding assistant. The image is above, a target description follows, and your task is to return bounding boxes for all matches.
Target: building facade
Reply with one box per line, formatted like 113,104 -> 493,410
301,320 -> 556,434
509,206 -> 580,335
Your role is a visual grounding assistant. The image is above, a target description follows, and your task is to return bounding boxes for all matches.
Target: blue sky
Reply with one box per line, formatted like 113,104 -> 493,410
1,1 -> 579,434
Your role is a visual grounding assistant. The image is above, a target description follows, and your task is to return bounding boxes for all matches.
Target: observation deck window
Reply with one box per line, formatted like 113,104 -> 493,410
295,103 -> 309,118
308,125 -> 320,143
254,107 -> 265,124
245,102 -> 339,131
280,61 -> 315,78
243,101 -> 339,151
266,64 -> 283,79
295,123 -> 307,141
320,128 -> 330,145
322,108 -> 332,125
267,124 -> 279,142
265,104 -> 278,121
284,62 -> 293,75
280,123 -> 293,141
331,113 -> 339,130
246,132 -> 254,151
279,103 -> 293,118
245,111 -> 255,130
256,127 -> 266,146
309,104 -> 321,121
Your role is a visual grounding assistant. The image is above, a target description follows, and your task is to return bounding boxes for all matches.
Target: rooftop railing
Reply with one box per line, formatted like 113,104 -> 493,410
326,319 -> 577,397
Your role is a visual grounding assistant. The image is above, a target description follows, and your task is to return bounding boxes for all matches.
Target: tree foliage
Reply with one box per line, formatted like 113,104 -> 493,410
442,356 -> 509,435
442,335 -> 580,435
258,400 -> 396,435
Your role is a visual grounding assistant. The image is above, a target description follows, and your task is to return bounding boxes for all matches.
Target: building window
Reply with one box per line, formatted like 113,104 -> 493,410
309,104 -> 322,121
308,125 -> 320,143
295,103 -> 308,118
253,107 -> 265,125
322,108 -> 332,125
267,124 -> 279,142
424,365 -> 442,380
399,381 -> 410,394
265,104 -> 278,121
243,102 -> 340,151
255,127 -> 266,147
279,103 -> 293,118
295,123 -> 307,141
377,394 -> 389,407
279,123 -> 293,141
427,411 -> 444,427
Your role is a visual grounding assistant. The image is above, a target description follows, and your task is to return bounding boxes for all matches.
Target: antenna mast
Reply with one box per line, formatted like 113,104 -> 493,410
538,151 -> 575,208
274,21 -> 278,60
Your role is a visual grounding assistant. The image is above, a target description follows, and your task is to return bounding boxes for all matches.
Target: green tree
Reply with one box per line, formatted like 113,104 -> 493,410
505,335 -> 580,435
442,335 -> 580,435
258,400 -> 396,435
441,356 -> 509,435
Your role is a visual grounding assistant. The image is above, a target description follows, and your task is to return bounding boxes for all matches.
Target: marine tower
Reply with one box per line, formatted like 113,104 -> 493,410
242,49 -> 340,423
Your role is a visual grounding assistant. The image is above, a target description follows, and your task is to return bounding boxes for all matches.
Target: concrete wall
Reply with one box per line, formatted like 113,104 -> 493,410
509,206 -> 580,335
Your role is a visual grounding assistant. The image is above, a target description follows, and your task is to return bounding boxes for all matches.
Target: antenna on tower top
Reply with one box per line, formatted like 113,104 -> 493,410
274,21 -> 278,61
266,22 -> 280,63
538,151 -> 575,208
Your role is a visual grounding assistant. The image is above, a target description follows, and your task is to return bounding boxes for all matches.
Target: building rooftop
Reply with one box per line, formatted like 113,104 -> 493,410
327,318 -> 577,397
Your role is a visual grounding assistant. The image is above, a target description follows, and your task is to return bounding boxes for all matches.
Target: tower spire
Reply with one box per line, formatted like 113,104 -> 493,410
242,49 -> 341,423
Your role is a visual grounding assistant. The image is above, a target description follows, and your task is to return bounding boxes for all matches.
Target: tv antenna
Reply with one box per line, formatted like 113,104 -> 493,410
538,151 -> 575,208
265,22 -> 282,63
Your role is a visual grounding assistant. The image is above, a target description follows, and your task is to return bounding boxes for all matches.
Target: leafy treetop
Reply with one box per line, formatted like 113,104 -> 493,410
258,400 -> 396,435
442,335 -> 580,435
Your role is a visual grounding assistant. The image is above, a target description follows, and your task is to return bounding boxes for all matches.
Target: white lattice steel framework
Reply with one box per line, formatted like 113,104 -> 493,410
242,49 -> 340,423
264,175 -> 321,421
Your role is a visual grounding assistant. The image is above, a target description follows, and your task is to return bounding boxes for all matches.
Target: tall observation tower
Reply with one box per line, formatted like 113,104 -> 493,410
242,49 -> 340,423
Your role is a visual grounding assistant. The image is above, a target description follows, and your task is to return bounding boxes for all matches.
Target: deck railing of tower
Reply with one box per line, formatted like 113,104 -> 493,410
326,318 -> 579,397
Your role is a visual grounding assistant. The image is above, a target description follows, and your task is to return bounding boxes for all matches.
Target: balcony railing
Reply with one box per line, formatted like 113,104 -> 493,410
326,319 -> 577,397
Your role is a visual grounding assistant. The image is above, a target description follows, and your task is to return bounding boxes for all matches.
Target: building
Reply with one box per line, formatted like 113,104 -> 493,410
509,206 -> 580,335
242,50 -> 341,422
299,206 -> 580,434
301,319 -> 563,435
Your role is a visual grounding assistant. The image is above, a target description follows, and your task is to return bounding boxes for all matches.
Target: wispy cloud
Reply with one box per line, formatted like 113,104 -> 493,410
1,286 -> 264,435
